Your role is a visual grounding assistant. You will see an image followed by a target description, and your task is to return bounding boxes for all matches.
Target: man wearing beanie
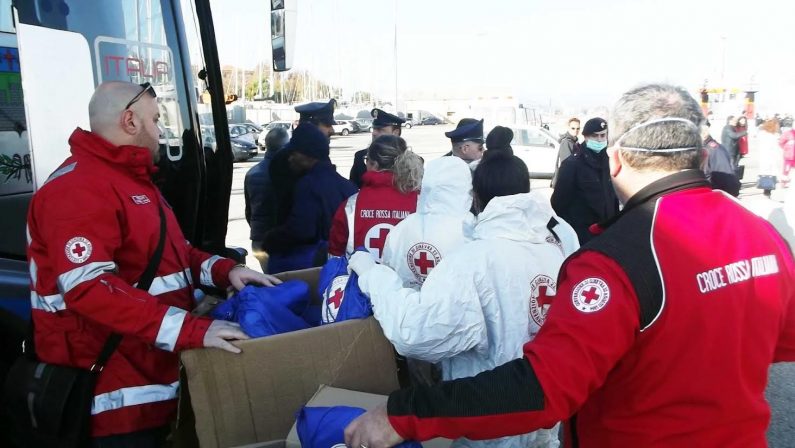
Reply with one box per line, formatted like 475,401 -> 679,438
551,117 -> 619,244
263,122 -> 357,274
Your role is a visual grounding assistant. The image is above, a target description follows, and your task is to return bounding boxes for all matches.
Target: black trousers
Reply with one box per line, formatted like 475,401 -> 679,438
92,426 -> 169,448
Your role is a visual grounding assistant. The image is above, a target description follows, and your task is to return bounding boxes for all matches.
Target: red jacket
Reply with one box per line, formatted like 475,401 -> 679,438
328,170 -> 418,260
779,129 -> 795,161
737,125 -> 749,156
26,129 -> 237,436
386,171 -> 795,447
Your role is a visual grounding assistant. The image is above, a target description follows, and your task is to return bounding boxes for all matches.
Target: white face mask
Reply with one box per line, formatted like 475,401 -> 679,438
615,117 -> 700,153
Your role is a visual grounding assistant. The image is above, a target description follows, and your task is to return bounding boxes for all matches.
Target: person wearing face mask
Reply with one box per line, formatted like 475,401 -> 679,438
343,83 -> 795,448
551,117 -> 619,244
347,152 -> 577,448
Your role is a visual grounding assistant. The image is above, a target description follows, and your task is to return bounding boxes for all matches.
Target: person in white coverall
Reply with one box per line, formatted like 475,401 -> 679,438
381,156 -> 475,288
349,153 -> 579,448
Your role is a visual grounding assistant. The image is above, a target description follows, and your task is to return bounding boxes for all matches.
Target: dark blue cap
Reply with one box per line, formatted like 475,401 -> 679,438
295,99 -> 337,126
582,117 -> 608,135
284,122 -> 330,161
371,108 -> 405,128
445,118 -> 484,143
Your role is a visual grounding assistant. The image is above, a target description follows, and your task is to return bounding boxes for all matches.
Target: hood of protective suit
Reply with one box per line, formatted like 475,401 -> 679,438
474,191 -> 557,243
418,156 -> 473,215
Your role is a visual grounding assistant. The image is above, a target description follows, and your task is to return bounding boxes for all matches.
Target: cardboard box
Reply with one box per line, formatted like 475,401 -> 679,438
180,267 -> 401,448
283,385 -> 451,448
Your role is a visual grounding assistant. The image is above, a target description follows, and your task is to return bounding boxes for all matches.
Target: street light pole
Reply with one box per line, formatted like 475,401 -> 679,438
394,0 -> 398,113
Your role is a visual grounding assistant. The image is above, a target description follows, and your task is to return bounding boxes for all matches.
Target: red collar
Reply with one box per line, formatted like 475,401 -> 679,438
68,128 -> 157,178
361,170 -> 396,188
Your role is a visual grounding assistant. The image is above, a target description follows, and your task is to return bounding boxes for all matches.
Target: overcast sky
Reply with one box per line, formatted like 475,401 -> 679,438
209,0 -> 795,112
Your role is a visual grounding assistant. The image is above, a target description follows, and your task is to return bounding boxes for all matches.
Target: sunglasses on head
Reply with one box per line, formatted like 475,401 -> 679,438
125,82 -> 156,110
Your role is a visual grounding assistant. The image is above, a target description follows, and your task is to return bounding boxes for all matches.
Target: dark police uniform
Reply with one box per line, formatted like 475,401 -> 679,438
349,108 -> 405,187
551,118 -> 618,244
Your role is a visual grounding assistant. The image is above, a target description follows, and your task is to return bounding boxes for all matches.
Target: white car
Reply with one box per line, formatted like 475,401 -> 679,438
507,125 -> 560,179
332,120 -> 354,136
258,121 -> 293,147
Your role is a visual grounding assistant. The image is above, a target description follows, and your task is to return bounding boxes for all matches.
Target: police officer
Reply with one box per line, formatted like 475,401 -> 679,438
343,83 -> 795,448
551,117 -> 619,244
263,122 -> 357,274
270,99 -> 338,229
294,99 -> 337,137
350,108 -> 405,187
445,118 -> 484,164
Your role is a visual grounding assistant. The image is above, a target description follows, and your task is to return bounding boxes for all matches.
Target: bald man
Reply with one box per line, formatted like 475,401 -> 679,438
25,81 -> 280,445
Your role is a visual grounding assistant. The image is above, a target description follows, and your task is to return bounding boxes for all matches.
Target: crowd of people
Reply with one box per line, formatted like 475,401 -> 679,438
20,80 -> 794,447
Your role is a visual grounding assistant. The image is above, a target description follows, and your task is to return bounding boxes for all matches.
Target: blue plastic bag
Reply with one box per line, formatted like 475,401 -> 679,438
317,256 -> 372,324
210,280 -> 311,338
297,406 -> 421,448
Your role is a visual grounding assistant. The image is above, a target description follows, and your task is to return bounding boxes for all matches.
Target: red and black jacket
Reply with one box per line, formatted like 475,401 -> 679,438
387,170 -> 795,447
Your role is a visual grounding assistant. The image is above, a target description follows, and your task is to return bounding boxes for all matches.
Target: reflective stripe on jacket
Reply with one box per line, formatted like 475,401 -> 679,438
328,170 -> 418,260
27,128 -> 236,436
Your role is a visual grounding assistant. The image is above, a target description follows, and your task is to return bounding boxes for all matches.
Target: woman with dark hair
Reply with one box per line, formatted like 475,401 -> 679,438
484,125 -> 514,157
348,152 -> 578,448
328,135 -> 423,260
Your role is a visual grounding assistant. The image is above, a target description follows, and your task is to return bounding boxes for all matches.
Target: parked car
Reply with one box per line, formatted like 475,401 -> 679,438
229,124 -> 258,148
355,117 -> 373,132
507,125 -> 560,179
203,126 -> 257,162
420,116 -> 443,126
241,122 -> 262,142
347,120 -> 363,133
332,120 -> 354,136
258,120 -> 294,147
257,120 -> 293,148
402,117 -> 419,129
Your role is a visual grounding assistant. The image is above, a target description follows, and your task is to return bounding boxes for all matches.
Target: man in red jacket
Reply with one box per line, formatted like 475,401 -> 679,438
345,84 -> 795,448
27,81 -> 280,446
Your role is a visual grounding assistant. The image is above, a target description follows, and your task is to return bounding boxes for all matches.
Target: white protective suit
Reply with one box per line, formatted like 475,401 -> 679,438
381,156 -> 475,287
356,192 -> 579,448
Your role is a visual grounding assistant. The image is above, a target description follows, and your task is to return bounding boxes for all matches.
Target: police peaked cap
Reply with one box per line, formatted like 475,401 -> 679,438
582,117 -> 608,136
284,122 -> 330,161
371,108 -> 405,128
445,118 -> 484,143
295,99 -> 337,126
